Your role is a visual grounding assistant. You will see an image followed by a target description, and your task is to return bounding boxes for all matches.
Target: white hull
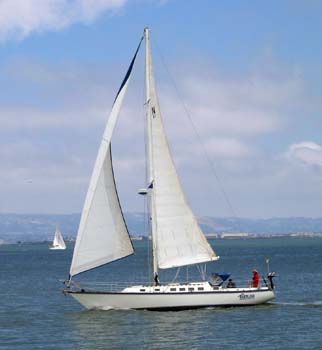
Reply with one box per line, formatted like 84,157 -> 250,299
50,246 -> 66,250
67,284 -> 275,310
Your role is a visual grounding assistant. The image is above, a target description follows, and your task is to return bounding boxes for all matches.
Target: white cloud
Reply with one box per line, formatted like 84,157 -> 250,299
158,66 -> 305,142
286,141 -> 322,167
0,0 -> 127,41
0,106 -> 106,130
0,52 -> 321,215
200,138 -> 253,159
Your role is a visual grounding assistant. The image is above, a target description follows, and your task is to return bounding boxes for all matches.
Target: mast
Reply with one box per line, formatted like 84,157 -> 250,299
144,27 -> 158,280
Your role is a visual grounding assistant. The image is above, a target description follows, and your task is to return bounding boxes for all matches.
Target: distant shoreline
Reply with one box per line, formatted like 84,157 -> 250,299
1,233 -> 322,246
2,213 -> 322,244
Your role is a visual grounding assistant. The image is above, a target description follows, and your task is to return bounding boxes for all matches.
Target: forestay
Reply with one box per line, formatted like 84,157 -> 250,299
69,38 -> 143,277
144,29 -> 219,270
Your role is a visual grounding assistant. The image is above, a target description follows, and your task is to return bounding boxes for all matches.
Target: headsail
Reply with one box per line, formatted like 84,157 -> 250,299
69,37 -> 143,277
144,28 -> 219,270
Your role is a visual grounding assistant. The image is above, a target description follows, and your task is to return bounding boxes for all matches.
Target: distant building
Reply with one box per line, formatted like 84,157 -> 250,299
221,233 -> 249,239
131,236 -> 143,241
289,232 -> 322,238
205,233 -> 219,239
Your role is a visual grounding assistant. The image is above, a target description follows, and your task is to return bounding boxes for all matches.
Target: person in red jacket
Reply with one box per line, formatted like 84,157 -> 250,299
252,269 -> 260,288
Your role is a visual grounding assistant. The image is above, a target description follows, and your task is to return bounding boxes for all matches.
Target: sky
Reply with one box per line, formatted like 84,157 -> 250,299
1,0 -> 322,218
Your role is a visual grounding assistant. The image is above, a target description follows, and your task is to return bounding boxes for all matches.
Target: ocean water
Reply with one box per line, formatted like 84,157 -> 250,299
0,238 -> 322,350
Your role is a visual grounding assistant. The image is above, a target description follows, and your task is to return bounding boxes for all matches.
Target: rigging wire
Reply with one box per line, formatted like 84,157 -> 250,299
171,267 -> 181,283
153,35 -> 239,220
196,264 -> 207,281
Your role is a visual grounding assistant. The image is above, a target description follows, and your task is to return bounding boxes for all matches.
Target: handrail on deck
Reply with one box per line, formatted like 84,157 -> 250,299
65,278 -> 271,293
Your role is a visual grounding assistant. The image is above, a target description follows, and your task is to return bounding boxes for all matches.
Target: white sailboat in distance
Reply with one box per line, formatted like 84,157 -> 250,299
64,28 -> 275,310
50,227 -> 66,250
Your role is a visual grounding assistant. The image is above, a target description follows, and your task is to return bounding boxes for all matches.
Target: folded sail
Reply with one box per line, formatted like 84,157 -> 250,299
145,28 -> 219,270
70,38 -> 143,277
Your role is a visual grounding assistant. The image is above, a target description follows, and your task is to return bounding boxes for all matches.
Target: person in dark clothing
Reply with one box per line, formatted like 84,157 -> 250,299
154,273 -> 160,286
267,272 -> 275,289
226,278 -> 236,288
252,269 -> 260,288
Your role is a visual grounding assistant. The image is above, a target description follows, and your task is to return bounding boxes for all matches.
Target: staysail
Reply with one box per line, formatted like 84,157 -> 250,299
144,28 -> 219,270
69,38 -> 143,277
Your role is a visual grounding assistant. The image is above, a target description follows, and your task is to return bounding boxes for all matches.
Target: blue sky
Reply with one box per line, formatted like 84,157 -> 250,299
1,0 -> 322,217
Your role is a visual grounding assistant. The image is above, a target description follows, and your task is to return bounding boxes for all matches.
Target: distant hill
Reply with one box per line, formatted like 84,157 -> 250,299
0,213 -> 80,243
198,216 -> 322,235
1,213 -> 322,243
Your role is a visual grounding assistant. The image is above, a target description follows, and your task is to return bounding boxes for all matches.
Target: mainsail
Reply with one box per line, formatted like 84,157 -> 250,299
69,38 -> 143,277
144,28 -> 219,270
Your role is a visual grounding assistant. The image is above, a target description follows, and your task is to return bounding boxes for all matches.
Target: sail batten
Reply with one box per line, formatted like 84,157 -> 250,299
69,39 -> 142,277
144,28 -> 219,270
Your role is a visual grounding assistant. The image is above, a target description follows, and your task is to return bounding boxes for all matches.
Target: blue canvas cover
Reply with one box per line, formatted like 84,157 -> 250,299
211,273 -> 230,286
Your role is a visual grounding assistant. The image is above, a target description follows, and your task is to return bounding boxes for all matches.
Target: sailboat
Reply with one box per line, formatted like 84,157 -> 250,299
50,227 -> 66,250
64,28 -> 275,310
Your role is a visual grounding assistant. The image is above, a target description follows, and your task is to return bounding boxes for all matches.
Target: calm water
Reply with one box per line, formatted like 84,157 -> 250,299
0,238 -> 322,350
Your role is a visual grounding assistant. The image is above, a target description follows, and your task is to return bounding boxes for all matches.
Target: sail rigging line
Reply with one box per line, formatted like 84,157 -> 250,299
171,267 -> 181,283
152,37 -> 239,220
196,264 -> 207,281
